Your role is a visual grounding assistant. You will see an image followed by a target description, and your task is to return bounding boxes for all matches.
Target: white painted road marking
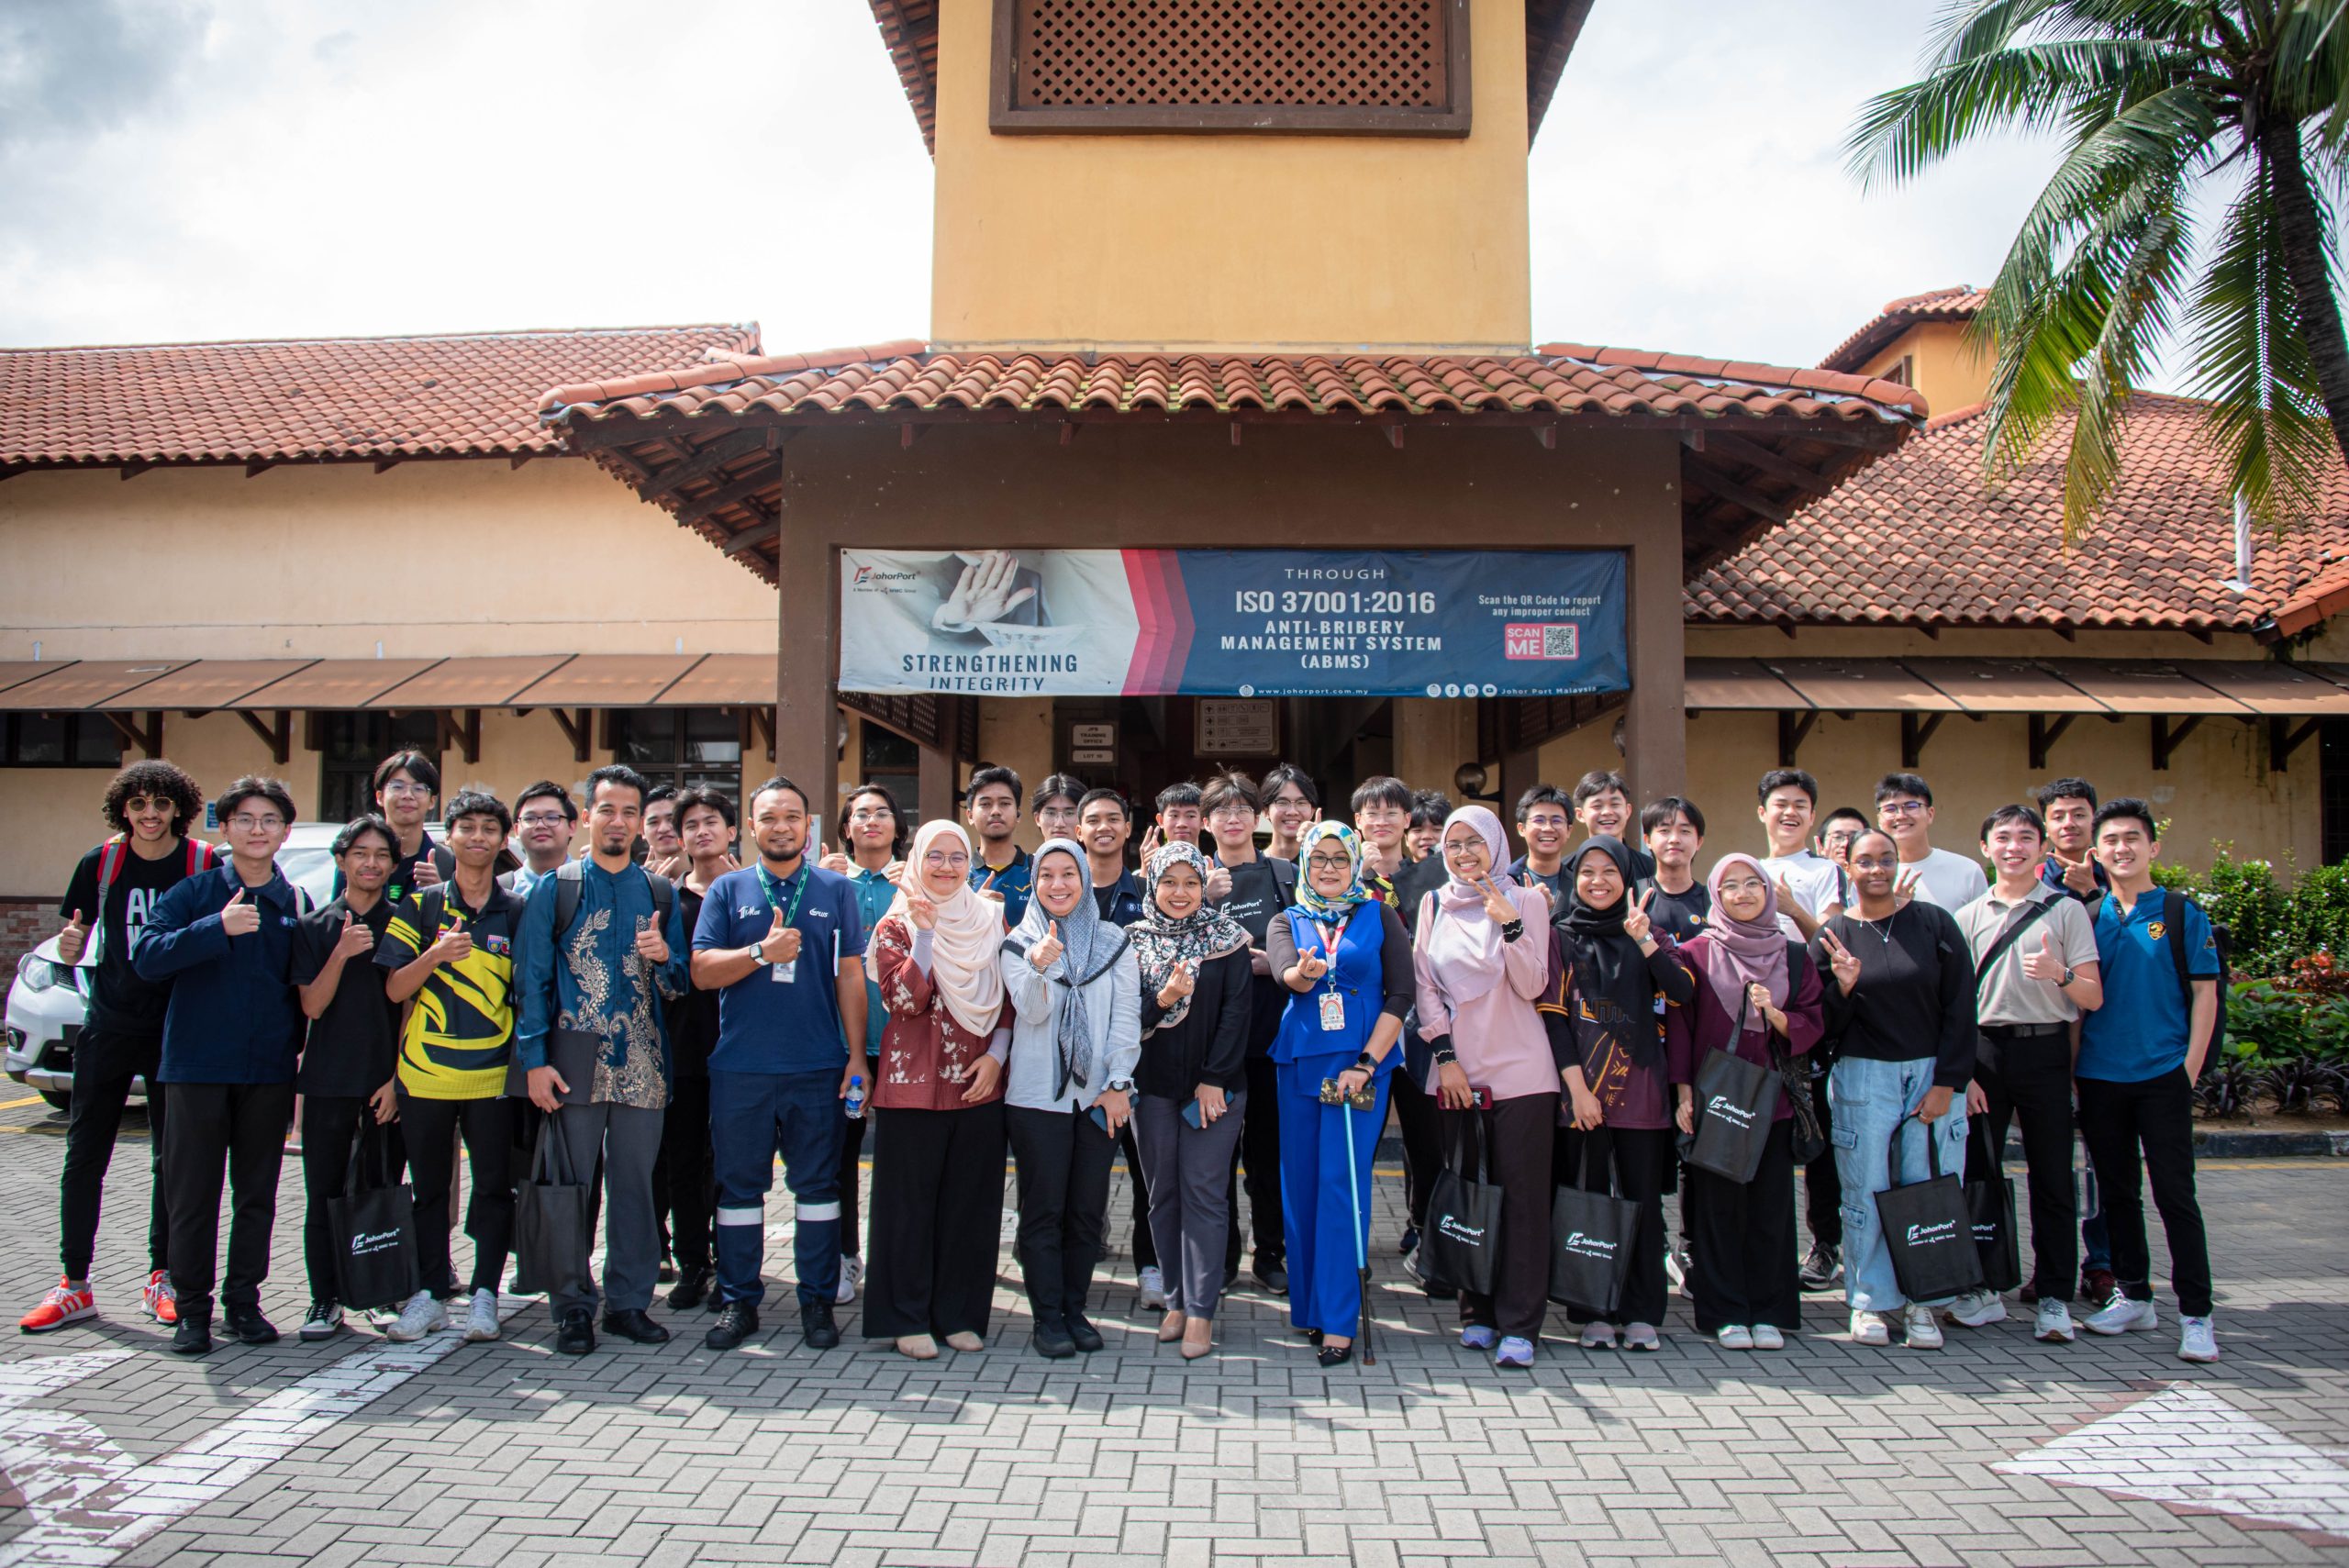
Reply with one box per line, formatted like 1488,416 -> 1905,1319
1997,1383 -> 2349,1540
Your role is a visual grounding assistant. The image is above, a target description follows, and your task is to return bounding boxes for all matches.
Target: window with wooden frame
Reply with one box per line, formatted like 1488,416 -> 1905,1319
0,713 -> 122,769
992,0 -> 1472,138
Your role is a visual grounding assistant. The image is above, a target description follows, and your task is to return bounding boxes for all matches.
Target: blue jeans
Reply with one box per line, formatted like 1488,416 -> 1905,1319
710,1068 -> 844,1310
1830,1055 -> 1969,1312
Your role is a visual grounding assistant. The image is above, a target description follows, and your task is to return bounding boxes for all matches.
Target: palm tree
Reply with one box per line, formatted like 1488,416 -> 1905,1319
1849,1 -> 2349,539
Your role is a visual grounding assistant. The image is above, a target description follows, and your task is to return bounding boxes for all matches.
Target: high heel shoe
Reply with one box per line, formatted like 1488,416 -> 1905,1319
1315,1341 -> 1353,1368
1158,1309 -> 1186,1343
1181,1322 -> 1214,1360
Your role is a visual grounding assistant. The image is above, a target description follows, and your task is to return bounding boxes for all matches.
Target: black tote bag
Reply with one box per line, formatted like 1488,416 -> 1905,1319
1965,1120 -> 2021,1295
513,1112 -> 593,1302
1422,1115 -> 1503,1298
1875,1117 -> 1985,1303
1549,1142 -> 1641,1314
328,1118 -> 418,1312
1685,1023 -> 1781,1184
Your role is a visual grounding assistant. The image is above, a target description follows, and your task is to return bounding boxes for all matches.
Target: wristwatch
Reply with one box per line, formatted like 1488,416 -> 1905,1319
745,940 -> 768,965
1107,1076 -> 1134,1095
2059,964 -> 2076,988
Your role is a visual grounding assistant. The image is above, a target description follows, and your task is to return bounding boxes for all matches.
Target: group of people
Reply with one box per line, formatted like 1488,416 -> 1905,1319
19,749 -> 2223,1369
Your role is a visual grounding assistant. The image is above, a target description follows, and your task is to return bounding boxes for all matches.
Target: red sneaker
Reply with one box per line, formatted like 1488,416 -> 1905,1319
19,1277 -> 96,1333
143,1269 -> 178,1325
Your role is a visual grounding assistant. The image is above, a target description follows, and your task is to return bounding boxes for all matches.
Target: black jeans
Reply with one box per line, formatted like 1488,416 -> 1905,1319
1559,1124 -> 1673,1329
163,1080 -> 294,1321
1391,1069 -> 1443,1229
399,1093 -> 514,1298
1804,1064 -> 1842,1249
1686,1118 -> 1800,1332
2077,1068 -> 2212,1318
1968,1028 -> 2078,1302
1447,1092 -> 1560,1341
1226,1053 -> 1284,1273
1006,1104 -> 1116,1327
660,1074 -> 715,1273
298,1095 -> 383,1303
60,1028 -> 168,1281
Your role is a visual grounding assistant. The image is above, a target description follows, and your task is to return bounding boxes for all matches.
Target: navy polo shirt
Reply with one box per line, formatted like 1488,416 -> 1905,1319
692,862 -> 865,1075
2078,889 -> 2221,1083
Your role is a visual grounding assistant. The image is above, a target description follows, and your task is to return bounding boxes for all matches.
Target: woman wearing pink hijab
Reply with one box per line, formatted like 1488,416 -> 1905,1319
1409,805 -> 1555,1369
1664,853 -> 1824,1351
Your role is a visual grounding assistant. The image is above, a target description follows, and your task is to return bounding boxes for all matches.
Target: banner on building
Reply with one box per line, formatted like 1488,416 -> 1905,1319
839,548 -> 1628,698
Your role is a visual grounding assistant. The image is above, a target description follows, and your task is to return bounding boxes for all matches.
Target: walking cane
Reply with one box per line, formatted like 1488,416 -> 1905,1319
1341,1088 -> 1376,1367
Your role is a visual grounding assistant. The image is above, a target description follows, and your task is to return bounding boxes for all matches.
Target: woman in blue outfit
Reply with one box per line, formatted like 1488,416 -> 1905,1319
1264,822 -> 1414,1367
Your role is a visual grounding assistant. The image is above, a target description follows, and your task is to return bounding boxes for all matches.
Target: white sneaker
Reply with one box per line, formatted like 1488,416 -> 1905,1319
1751,1324 -> 1786,1351
1716,1324 -> 1753,1351
1946,1289 -> 2008,1329
384,1289 -> 448,1342
1138,1266 -> 1167,1310
2033,1298 -> 2076,1343
1460,1325 -> 1497,1351
1579,1321 -> 1617,1350
835,1255 -> 863,1306
2085,1296 -> 2159,1336
1621,1322 -> 1661,1352
2177,1316 -> 2220,1362
1850,1309 -> 1892,1347
462,1289 -> 500,1342
1903,1303 -> 1943,1349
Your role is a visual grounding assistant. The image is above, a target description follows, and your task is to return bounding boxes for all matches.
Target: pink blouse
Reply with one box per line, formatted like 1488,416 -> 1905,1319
1410,884 -> 1557,1103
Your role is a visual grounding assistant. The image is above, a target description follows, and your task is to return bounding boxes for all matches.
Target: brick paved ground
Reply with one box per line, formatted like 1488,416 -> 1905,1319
0,1093 -> 2343,1567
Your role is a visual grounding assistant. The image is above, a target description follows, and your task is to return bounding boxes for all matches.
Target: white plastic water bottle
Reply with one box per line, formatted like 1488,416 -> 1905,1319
844,1074 -> 866,1120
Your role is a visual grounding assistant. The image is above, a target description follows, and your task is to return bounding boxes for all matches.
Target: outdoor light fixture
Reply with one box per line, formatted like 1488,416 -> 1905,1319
1453,762 -> 1497,802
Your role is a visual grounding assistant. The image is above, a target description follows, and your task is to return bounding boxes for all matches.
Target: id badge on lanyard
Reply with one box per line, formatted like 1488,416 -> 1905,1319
762,866 -> 807,983
1314,918 -> 1346,1031
772,957 -> 796,984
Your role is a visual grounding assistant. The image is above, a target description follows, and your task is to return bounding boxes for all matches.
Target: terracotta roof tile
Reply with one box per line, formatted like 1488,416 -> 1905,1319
1820,284 -> 1988,373
1687,393 -> 2349,634
2,324 -> 760,469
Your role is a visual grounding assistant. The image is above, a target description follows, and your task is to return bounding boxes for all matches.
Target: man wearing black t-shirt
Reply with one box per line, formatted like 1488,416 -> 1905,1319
1201,770 -> 1297,1293
1638,796 -> 1711,943
373,750 -> 442,903
289,817 -> 405,1340
18,762 -> 217,1336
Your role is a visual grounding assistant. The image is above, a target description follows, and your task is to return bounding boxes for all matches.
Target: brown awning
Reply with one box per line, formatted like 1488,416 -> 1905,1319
1760,658 -> 1962,714
647,653 -> 773,706
93,659 -> 321,711
1682,658 -> 1806,710
1903,658 -> 2117,715
365,655 -> 574,710
509,654 -> 707,707
2054,661 -> 2255,717
0,661 -> 65,696
2183,660 -> 2349,716
0,660 -> 192,710
234,658 -> 446,709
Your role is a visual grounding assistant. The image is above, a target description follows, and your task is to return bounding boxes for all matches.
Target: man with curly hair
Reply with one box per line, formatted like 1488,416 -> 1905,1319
19,761 -> 217,1336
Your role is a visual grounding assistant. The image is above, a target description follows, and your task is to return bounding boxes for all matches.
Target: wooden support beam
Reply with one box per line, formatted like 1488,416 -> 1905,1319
1776,709 -> 1819,767
1692,430 -> 1838,495
1680,453 -> 1792,526
2271,715 -> 2322,773
723,519 -> 782,556
2151,713 -> 2204,772
674,462 -> 781,528
2027,713 -> 2076,770
436,707 -> 482,765
750,705 -> 775,762
235,708 -> 291,765
638,428 -> 776,504
549,706 -> 591,764
102,710 -> 163,759
1899,711 -> 1945,769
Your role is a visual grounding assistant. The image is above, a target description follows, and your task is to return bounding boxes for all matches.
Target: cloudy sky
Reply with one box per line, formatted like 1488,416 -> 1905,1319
1,0 -> 2087,377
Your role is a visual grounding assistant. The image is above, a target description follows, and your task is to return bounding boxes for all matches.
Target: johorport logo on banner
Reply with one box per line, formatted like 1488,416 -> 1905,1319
838,548 -> 1628,697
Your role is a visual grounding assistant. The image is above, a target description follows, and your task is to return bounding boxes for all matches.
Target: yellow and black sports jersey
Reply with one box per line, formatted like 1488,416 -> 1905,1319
374,882 -> 523,1099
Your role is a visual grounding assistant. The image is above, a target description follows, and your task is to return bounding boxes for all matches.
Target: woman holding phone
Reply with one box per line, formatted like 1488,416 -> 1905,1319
1664,853 -> 1823,1350
1000,839 -> 1140,1360
1130,842 -> 1253,1359
1410,806 -> 1555,1367
1266,822 -> 1412,1366
863,820 -> 1008,1360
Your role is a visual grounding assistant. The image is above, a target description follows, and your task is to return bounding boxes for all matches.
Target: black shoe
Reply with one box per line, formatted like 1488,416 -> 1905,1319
801,1302 -> 841,1351
1316,1342 -> 1354,1367
172,1315 -> 213,1356
1798,1241 -> 1842,1293
1031,1319 -> 1076,1359
705,1302 -> 759,1351
1398,1225 -> 1420,1257
1254,1258 -> 1288,1295
224,1307 -> 279,1346
1306,1328 -> 1324,1346
602,1308 -> 671,1345
1066,1315 -> 1104,1353
666,1265 -> 714,1312
555,1309 -> 596,1356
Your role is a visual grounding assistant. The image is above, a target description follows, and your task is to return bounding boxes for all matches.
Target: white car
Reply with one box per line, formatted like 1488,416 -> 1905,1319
4,823 -> 347,1111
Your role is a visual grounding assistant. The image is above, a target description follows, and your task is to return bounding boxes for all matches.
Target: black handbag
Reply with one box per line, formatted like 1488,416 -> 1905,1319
1421,1114 -> 1503,1297
1766,949 -> 1827,1164
1686,1011 -> 1781,1184
512,1111 -> 593,1302
1548,1142 -> 1640,1314
1875,1116 -> 1986,1303
1965,1119 -> 2021,1294
328,1118 -> 418,1312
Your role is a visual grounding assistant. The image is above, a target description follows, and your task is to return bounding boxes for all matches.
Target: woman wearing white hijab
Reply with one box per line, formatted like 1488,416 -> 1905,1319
864,821 -> 1010,1360
1000,839 -> 1141,1360
1409,805 -> 1555,1368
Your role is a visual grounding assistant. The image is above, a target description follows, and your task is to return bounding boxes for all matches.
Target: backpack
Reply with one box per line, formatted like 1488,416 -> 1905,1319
95,833 -> 217,906
551,858 -> 674,942
2162,889 -> 2231,1059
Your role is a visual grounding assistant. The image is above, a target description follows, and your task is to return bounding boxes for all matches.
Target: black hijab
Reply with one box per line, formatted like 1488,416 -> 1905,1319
1557,836 -> 1662,1071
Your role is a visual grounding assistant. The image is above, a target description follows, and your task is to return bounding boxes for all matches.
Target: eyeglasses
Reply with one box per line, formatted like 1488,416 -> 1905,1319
1442,840 -> 1485,858
1306,853 -> 1353,871
849,808 -> 894,822
1879,801 -> 1927,817
1208,804 -> 1255,820
226,814 -> 284,832
380,782 -> 430,799
923,851 -> 970,869
518,813 -> 568,828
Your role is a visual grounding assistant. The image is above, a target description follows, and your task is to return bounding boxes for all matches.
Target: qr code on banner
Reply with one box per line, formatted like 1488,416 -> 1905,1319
1503,623 -> 1579,661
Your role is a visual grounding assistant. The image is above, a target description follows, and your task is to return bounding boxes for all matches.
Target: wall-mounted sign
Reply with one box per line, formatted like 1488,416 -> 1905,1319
1197,697 -> 1278,756
1069,722 -> 1117,749
1069,747 -> 1116,764
839,548 -> 1628,697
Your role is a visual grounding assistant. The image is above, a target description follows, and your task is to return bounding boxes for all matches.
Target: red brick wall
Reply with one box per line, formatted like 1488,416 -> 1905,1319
0,897 -> 51,973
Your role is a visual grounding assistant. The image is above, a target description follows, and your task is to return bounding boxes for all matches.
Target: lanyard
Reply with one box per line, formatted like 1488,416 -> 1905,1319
1310,910 -> 1347,971
756,862 -> 808,931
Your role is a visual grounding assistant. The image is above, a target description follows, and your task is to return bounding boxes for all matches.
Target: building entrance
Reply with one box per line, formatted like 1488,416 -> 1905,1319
1046,695 -> 1397,815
